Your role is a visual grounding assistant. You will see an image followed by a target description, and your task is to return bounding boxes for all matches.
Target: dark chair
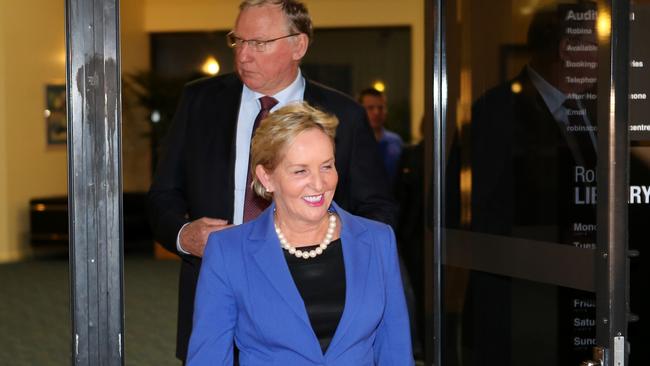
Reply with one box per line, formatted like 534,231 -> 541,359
29,192 -> 152,253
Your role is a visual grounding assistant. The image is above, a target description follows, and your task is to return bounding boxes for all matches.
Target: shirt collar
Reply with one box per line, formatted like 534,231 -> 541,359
241,69 -> 305,109
526,65 -> 566,114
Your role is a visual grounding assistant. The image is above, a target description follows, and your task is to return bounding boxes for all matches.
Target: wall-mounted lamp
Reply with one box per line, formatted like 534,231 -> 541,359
201,56 -> 220,76
373,80 -> 386,92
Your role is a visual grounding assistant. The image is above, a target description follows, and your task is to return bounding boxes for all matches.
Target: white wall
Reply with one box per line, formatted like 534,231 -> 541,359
1,0 -> 67,262
122,1 -> 152,192
0,0 -> 150,262
0,0 -> 9,261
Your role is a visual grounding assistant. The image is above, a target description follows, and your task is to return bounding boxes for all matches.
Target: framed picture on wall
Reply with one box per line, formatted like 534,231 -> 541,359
45,84 -> 67,145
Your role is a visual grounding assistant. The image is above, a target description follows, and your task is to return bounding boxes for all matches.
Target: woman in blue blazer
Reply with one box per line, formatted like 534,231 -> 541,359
187,103 -> 413,365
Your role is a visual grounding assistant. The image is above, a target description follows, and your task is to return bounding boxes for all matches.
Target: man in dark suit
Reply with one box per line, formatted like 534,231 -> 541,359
471,5 -> 598,240
147,0 -> 396,362
457,4 -> 598,365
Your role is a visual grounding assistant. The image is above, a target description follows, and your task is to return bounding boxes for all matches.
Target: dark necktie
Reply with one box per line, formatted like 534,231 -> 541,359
243,96 -> 278,222
562,99 -> 597,168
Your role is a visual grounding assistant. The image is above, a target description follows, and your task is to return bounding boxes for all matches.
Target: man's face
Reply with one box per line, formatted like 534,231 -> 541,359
233,5 -> 307,95
360,94 -> 387,131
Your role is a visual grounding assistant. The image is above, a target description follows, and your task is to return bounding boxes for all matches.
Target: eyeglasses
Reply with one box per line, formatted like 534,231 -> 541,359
226,31 -> 300,52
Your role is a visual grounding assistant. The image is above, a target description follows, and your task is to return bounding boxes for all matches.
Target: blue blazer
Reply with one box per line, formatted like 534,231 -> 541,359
187,202 -> 413,365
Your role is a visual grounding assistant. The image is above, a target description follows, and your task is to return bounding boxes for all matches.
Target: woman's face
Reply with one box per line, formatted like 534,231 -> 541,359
257,128 -> 338,227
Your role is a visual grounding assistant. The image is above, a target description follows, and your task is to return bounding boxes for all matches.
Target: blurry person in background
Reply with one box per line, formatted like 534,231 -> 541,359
359,88 -> 404,187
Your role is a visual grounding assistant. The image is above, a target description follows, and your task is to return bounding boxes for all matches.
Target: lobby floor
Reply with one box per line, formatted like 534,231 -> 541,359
0,252 -> 181,365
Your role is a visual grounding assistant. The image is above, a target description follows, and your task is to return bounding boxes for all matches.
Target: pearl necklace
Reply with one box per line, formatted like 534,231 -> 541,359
274,212 -> 337,259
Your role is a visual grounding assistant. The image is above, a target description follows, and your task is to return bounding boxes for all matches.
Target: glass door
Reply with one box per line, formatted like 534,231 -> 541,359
429,0 -> 631,365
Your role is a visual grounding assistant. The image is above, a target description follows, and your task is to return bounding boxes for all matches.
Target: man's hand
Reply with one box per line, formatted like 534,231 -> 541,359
179,218 -> 231,257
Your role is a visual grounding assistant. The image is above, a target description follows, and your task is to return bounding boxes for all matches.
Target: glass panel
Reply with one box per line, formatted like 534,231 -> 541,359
442,1 -> 601,365
628,2 -> 649,364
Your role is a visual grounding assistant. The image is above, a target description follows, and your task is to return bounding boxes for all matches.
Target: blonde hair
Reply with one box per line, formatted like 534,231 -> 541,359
250,102 -> 338,200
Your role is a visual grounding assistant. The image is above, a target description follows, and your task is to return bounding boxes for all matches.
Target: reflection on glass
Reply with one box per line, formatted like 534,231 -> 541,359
444,1 -> 600,365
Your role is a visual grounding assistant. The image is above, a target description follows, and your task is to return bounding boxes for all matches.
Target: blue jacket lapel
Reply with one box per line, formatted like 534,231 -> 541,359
248,204 -> 313,329
326,202 -> 372,357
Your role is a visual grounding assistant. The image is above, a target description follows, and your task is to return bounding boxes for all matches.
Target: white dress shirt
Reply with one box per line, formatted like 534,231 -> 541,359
233,71 -> 306,225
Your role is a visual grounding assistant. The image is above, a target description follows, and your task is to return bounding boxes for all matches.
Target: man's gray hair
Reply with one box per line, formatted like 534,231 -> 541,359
239,0 -> 313,43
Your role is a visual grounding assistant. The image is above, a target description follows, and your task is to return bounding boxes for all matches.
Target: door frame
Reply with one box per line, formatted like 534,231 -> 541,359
426,0 -> 631,365
66,0 -> 124,364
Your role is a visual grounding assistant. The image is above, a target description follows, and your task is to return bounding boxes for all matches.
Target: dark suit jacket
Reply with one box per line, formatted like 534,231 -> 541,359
462,68 -> 598,366
147,72 -> 396,360
471,68 -> 578,240
187,202 -> 413,365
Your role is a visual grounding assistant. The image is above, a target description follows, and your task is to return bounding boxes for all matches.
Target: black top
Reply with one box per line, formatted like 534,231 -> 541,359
284,238 -> 346,354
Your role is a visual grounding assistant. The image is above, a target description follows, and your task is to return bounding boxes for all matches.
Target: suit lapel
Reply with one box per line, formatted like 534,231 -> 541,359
181,75 -> 242,222
249,206 -> 313,329
326,203 -> 371,356
303,80 -> 329,114
207,75 -> 243,217
302,79 -> 318,105
518,69 -> 558,129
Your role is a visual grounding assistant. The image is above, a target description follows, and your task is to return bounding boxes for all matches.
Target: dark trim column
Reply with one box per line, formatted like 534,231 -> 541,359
65,0 -> 124,364
596,0 -> 629,365
425,0 -> 444,364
